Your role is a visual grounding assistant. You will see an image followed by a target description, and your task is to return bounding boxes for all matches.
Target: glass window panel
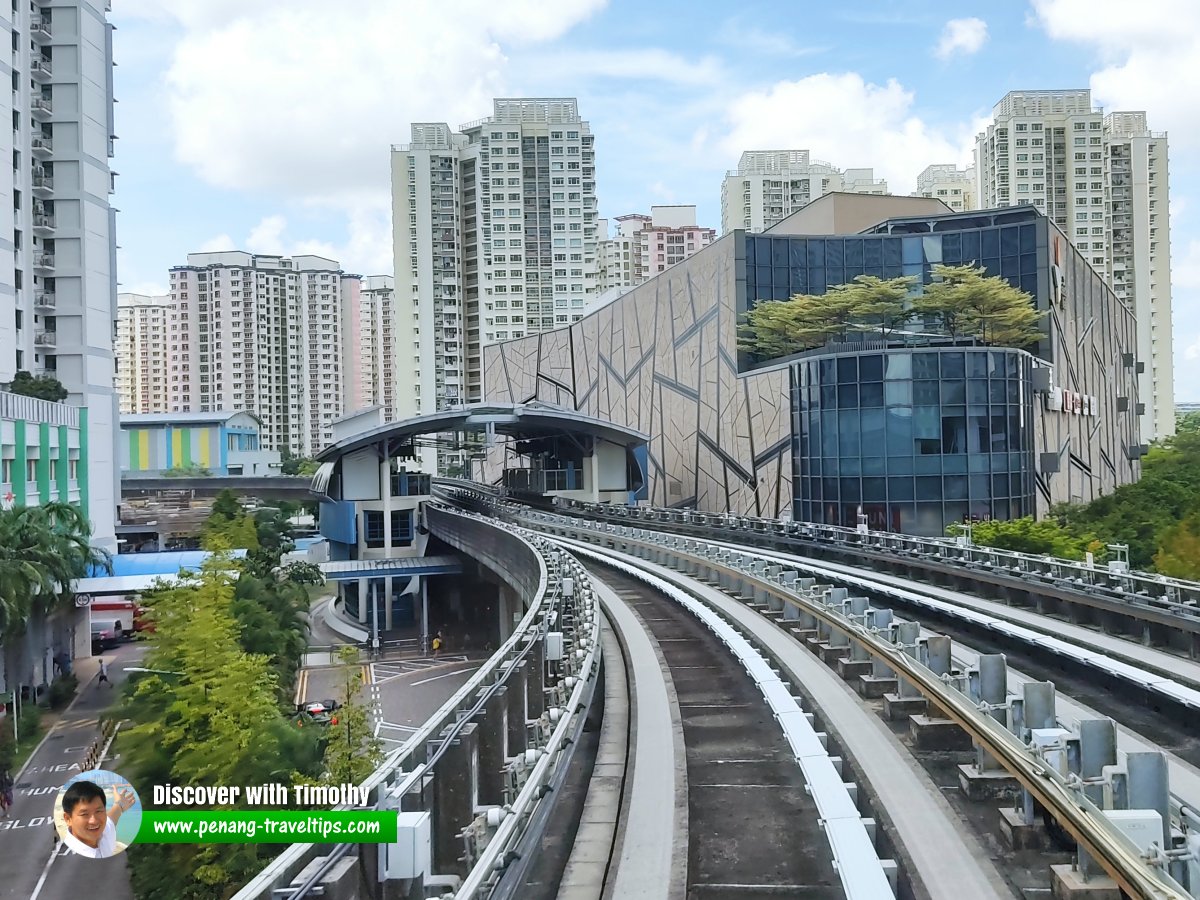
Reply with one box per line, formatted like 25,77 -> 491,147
883,263 -> 904,279
1001,255 -> 1020,279
860,381 -> 884,407
968,352 -> 989,378
943,502 -> 970,528
826,240 -> 845,267
809,267 -> 826,290
914,380 -> 940,405
941,412 -> 967,453
838,384 -> 859,408
807,241 -> 825,266
922,235 -> 943,264
825,457 -> 840,476
864,265 -> 884,278
863,455 -> 886,475
969,453 -> 991,472
1010,472 -> 1024,496
941,352 -> 965,378
915,455 -> 941,474
990,452 -> 1008,471
819,358 -> 835,381
989,379 -> 1007,403
885,408 -> 913,455
1021,273 -> 1038,296
790,240 -> 807,267
837,356 -> 858,383
1001,226 -> 1020,256
885,381 -> 912,405
826,267 -> 845,286
912,354 -> 939,379
1020,252 -> 1037,275
944,475 -> 968,499
863,239 -> 882,266
960,230 -> 980,263
884,238 -> 903,267
774,267 -> 790,289
821,384 -> 837,408
942,379 -> 966,403
845,239 -> 864,267
861,407 -> 884,445
756,265 -> 772,287
915,476 -> 942,500
943,454 -> 968,473
808,457 -> 822,476
885,353 -> 912,380
970,474 -> 991,497
889,455 -> 913,474
968,414 -> 989,453
942,233 -> 961,261
863,477 -> 886,501
822,478 -> 839,500
993,499 -> 1010,520
1019,223 -> 1036,253
771,239 -> 789,266
859,354 -> 883,381
745,237 -> 757,266
840,457 -> 861,476
981,228 -> 1000,258
902,236 -> 923,264
840,478 -> 861,501
839,411 -> 861,454
989,414 -> 1009,451
992,473 -> 1009,498
902,263 -> 923,278
821,410 -> 839,456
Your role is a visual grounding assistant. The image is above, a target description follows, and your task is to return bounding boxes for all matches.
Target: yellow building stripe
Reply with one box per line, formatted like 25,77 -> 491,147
171,428 -> 183,467
197,427 -> 211,468
138,429 -> 150,470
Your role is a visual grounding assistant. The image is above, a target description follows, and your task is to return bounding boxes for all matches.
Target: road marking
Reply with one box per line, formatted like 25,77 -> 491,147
29,844 -> 66,900
410,667 -> 477,687
360,665 -> 371,685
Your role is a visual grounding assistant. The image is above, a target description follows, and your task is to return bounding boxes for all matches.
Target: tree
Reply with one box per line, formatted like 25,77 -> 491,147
949,516 -> 1104,561
210,489 -> 243,522
280,449 -> 320,477
163,464 -> 212,478
916,264 -> 1044,347
1153,513 -> 1200,579
122,557 -> 322,900
8,370 -> 67,402
1176,411 -> 1200,436
319,645 -> 383,785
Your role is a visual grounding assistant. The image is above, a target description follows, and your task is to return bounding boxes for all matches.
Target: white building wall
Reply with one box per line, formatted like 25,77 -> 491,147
914,164 -> 976,211
976,91 -> 1173,441
116,292 -> 169,413
720,150 -> 888,234
0,1 -> 118,552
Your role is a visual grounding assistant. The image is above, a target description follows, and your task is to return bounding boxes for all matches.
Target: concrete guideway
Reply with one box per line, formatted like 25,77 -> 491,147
551,534 -> 1011,900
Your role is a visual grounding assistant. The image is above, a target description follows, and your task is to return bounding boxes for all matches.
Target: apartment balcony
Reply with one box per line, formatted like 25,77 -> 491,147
33,252 -> 55,271
29,58 -> 52,81
33,290 -> 55,310
30,136 -> 52,158
30,15 -> 51,39
34,329 -> 57,348
32,213 -> 55,234
30,96 -> 53,119
31,173 -> 53,196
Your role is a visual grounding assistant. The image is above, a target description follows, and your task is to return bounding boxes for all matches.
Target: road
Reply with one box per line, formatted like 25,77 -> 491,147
0,642 -> 142,900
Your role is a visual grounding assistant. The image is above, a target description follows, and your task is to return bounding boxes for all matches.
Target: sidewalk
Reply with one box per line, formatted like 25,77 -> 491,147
0,643 -> 141,900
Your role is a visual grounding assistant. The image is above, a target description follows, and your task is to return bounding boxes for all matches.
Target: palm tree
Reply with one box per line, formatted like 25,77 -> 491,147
0,503 -> 111,686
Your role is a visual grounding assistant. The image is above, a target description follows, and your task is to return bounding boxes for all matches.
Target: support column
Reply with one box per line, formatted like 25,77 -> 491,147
1126,751 -> 1170,850
357,577 -> 368,625
506,662 -> 528,756
429,722 -> 478,879
385,575 -> 394,632
525,638 -> 546,720
475,686 -> 508,806
420,577 -> 430,652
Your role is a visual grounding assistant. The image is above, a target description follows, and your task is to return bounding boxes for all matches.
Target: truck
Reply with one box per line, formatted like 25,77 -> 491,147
88,595 -> 152,644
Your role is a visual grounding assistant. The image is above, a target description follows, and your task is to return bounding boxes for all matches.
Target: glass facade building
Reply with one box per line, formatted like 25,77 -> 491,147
792,347 -> 1036,535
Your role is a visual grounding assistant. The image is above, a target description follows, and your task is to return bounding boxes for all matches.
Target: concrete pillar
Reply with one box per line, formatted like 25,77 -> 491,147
475,686 -> 509,806
420,577 -> 430,651
385,575 -> 395,632
497,585 -> 514,644
357,577 -> 368,624
1126,751 -> 1170,849
506,663 -> 528,755
526,638 -> 546,720
1079,718 -> 1118,779
926,635 -> 951,676
429,722 -> 478,878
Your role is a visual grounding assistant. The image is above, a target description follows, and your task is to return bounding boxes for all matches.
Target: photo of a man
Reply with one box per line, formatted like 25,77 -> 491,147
59,778 -> 136,859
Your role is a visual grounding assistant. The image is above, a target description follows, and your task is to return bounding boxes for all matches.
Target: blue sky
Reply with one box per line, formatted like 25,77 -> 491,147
111,0 -> 1200,400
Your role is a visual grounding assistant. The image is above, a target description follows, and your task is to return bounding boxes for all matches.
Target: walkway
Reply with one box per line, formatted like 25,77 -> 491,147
0,643 -> 142,900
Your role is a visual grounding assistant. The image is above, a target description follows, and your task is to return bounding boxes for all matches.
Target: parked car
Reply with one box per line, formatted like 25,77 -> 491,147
90,621 -> 121,653
292,698 -> 341,727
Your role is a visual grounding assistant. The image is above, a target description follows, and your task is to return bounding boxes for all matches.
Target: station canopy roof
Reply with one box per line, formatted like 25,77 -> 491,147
315,402 -> 649,462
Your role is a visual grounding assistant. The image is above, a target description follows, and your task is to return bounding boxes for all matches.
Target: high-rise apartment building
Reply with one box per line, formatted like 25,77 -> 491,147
721,150 -> 887,234
0,1 -> 119,550
975,90 -> 1173,440
391,99 -> 598,469
116,293 -> 170,414
167,252 -> 346,457
340,274 -> 402,422
914,164 -> 976,212
598,207 -> 716,291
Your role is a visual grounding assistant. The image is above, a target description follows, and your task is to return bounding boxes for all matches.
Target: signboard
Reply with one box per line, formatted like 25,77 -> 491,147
74,593 -> 93,608
1044,388 -> 1096,416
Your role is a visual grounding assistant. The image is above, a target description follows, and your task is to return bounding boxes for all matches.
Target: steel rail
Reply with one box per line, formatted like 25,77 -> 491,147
505,505 -> 1192,900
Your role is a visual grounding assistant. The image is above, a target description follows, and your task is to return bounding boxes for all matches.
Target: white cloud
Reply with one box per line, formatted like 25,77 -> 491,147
717,73 -> 975,194
716,19 -> 825,58
246,215 -> 288,254
521,48 -> 724,87
197,233 -> 235,253
1030,0 -> 1200,149
934,17 -> 988,60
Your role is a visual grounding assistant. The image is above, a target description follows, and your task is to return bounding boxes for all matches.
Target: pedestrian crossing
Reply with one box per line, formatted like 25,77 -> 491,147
369,655 -> 467,682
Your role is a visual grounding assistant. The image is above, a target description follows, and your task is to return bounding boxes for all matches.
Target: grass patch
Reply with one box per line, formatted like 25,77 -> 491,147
0,703 -> 45,772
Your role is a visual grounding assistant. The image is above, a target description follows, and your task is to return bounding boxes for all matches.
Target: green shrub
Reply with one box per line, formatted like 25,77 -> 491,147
47,674 -> 78,710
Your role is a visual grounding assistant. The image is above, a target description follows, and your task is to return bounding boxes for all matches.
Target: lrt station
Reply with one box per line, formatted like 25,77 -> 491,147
309,402 -> 645,650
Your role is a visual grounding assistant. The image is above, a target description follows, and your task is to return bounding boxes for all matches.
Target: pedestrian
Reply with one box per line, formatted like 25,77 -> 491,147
0,768 -> 13,818
432,631 -> 443,658
97,658 -> 111,688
